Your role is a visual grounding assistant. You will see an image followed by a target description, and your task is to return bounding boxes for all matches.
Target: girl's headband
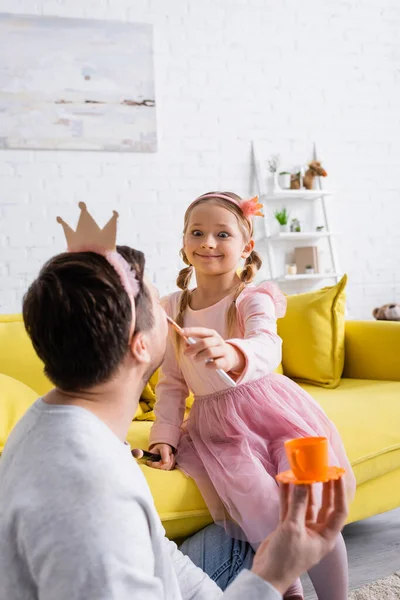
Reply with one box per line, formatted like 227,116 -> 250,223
189,192 -> 264,234
57,202 -> 139,338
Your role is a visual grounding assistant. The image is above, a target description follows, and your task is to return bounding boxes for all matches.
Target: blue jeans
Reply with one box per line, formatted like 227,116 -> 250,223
179,524 -> 255,591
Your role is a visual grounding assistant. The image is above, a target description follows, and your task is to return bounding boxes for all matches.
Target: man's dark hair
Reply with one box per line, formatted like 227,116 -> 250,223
23,246 -> 154,392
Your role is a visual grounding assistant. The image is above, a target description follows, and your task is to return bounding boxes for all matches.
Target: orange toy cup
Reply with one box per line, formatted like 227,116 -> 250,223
285,437 -> 328,482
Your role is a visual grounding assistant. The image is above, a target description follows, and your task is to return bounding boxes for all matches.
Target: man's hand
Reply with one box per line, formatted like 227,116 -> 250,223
252,477 -> 348,595
182,327 -> 245,374
147,444 -> 176,471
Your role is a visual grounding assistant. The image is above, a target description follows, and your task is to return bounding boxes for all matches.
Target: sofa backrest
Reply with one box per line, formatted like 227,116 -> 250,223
2,314 -> 399,393
343,320 -> 400,381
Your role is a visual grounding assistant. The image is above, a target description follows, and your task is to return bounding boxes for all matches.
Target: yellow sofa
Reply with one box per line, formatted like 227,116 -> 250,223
1,314 -> 400,540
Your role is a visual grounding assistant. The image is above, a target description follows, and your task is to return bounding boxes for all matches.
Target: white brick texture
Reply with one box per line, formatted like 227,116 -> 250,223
1,0 -> 400,318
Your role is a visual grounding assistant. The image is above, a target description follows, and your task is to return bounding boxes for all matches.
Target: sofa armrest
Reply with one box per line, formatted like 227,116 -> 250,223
343,320 -> 400,381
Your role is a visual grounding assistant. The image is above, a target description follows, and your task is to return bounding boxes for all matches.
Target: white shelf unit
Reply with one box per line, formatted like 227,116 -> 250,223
268,232 -> 334,242
276,273 -> 342,283
252,141 -> 341,289
262,190 -> 333,202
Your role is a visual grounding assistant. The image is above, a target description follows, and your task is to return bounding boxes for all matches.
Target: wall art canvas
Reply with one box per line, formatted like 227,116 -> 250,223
0,13 -> 156,152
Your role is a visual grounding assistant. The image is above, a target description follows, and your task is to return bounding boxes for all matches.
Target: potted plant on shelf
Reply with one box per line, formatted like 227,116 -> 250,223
290,218 -> 301,232
305,265 -> 315,274
274,207 -> 289,232
278,171 -> 291,189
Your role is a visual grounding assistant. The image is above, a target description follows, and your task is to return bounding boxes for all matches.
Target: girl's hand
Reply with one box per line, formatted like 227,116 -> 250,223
147,444 -> 176,471
182,327 -> 245,374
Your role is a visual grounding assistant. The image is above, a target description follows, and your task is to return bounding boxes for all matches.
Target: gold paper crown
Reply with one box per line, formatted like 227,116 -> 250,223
57,202 -> 118,252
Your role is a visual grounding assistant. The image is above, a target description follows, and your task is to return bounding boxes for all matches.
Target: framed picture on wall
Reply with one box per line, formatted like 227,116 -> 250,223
0,13 -> 157,152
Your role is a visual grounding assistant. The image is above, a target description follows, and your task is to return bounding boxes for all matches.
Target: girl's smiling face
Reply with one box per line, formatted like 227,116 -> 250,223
183,201 -> 253,277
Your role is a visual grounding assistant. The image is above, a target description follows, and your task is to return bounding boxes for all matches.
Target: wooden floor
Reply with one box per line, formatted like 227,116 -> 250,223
302,508 -> 400,599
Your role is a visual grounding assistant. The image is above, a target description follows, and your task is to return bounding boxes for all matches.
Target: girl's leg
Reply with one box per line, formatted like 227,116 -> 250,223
307,534 -> 348,600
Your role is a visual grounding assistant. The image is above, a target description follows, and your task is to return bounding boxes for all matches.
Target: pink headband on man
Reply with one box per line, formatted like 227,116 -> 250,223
57,203 -> 139,337
189,193 -> 264,233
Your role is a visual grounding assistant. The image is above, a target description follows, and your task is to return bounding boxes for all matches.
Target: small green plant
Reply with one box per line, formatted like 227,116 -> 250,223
274,207 -> 289,225
279,171 -> 291,176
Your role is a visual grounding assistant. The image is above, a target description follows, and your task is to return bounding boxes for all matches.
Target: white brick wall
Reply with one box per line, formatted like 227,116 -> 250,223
1,0 -> 400,318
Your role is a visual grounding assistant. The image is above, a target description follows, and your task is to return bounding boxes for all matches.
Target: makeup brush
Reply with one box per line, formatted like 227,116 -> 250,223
166,316 -> 237,388
131,448 -> 162,462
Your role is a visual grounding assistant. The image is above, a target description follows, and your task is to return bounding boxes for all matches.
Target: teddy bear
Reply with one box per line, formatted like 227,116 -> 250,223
290,161 -> 328,190
372,304 -> 400,321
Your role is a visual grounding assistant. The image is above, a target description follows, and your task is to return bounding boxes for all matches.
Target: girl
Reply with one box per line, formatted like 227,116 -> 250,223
149,191 -> 355,600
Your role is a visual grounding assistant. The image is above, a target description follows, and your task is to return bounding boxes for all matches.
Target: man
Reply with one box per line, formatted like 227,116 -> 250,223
0,245 -> 347,599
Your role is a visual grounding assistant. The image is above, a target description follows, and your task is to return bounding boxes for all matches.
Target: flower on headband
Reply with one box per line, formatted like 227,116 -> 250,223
240,196 -> 264,219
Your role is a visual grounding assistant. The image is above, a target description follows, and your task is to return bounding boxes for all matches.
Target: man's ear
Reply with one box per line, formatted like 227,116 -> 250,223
129,331 -> 151,365
241,239 -> 254,259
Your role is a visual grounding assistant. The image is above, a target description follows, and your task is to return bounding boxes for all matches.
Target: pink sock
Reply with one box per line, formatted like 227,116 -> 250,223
307,534 -> 348,600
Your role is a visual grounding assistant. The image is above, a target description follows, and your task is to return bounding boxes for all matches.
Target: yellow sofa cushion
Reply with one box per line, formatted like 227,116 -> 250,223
0,374 -> 38,453
278,275 -> 347,388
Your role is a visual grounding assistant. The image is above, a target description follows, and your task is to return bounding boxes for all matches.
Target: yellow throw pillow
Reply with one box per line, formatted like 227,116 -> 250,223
0,373 -> 38,453
140,370 -> 159,403
277,275 -> 347,388
137,369 -> 195,421
135,370 -> 159,421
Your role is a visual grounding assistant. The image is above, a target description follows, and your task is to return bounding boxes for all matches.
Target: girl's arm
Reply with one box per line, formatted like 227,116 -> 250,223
149,298 -> 189,451
227,283 -> 286,383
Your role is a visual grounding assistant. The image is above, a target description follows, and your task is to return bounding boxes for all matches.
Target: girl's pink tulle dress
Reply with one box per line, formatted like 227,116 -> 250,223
149,283 -> 355,544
